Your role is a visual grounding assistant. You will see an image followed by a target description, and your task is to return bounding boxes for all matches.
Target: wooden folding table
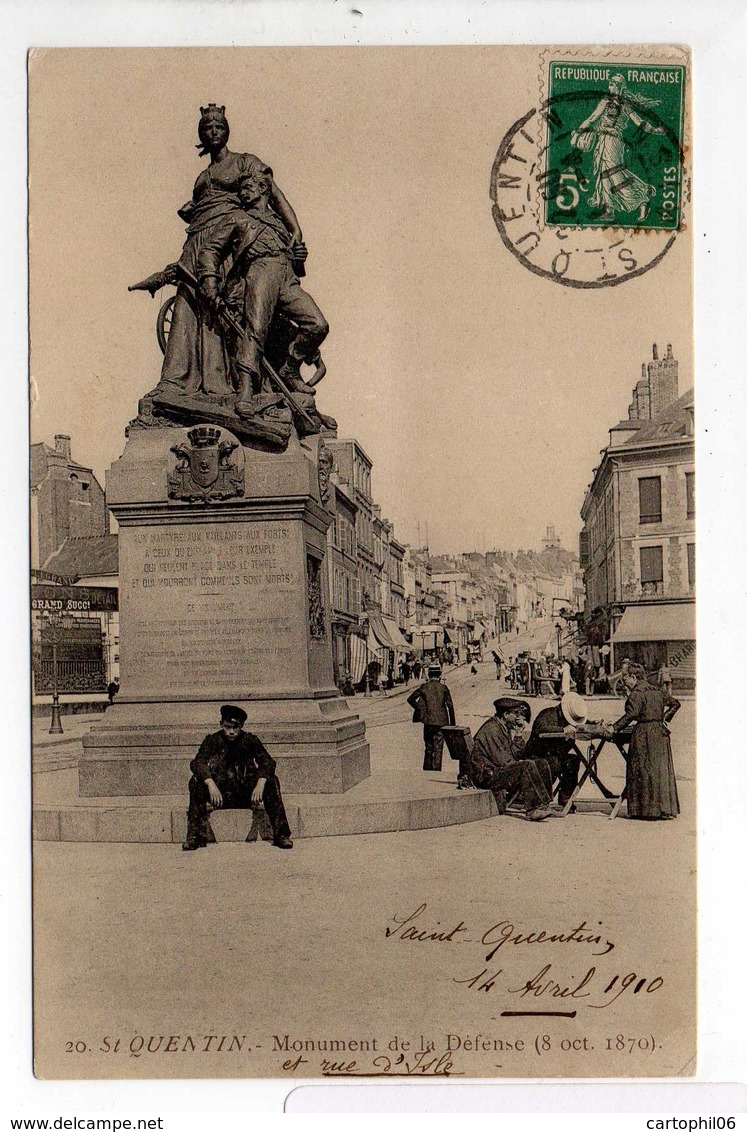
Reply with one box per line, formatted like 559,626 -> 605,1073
559,729 -> 633,819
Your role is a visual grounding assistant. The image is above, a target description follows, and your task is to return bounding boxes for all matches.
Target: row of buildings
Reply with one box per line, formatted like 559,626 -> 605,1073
32,345 -> 689,702
30,430 -> 582,702
286,436 -> 582,687
31,435 -> 119,704
578,344 -> 695,689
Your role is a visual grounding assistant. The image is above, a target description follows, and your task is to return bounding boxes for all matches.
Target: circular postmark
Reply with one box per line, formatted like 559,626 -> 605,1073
490,85 -> 687,288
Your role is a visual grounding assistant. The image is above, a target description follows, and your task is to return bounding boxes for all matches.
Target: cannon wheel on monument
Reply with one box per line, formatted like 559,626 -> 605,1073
156,295 -> 176,354
154,294 -> 288,358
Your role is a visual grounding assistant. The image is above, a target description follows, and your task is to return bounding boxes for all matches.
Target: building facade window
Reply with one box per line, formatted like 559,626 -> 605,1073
685,471 -> 695,520
687,542 -> 695,591
640,545 -> 664,595
638,476 -> 662,524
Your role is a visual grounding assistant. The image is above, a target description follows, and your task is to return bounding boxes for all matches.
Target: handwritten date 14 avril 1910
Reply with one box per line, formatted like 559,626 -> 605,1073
385,904 -> 664,1010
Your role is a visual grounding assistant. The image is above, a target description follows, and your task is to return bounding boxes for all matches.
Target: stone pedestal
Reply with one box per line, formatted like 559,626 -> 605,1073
80,425 -> 369,795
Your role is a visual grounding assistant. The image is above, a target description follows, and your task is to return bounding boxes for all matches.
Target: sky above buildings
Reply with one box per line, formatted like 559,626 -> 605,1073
29,47 -> 692,556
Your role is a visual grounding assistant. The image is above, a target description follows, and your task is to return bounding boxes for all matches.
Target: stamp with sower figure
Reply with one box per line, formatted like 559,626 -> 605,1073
490,52 -> 688,288
544,62 -> 686,231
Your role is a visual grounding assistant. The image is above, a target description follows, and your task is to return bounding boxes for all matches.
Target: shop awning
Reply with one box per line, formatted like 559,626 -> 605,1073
349,634 -> 368,684
381,615 -> 412,653
368,611 -> 397,650
613,603 -> 695,643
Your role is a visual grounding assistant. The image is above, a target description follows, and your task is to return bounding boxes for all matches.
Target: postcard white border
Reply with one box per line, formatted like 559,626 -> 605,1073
4,0 -> 746,1118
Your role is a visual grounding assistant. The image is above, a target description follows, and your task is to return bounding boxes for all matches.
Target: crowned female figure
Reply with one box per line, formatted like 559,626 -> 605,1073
155,104 -> 304,400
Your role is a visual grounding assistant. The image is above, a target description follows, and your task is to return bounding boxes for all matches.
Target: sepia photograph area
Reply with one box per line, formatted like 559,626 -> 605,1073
29,47 -> 694,1080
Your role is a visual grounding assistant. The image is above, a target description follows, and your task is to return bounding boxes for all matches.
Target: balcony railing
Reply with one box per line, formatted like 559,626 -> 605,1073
34,659 -> 107,693
621,581 -> 669,601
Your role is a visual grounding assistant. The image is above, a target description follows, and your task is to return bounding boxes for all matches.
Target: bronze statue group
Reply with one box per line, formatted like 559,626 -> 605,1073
130,104 -> 334,439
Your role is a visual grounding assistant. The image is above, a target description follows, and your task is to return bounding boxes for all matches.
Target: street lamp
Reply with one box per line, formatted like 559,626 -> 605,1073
555,620 -> 563,661
40,611 -> 75,734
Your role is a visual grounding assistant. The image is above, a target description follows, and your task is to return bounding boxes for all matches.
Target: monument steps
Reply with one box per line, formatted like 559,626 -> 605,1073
33,772 -> 498,843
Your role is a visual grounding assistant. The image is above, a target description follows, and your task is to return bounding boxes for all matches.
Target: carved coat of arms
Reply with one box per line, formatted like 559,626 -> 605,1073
168,426 -> 245,503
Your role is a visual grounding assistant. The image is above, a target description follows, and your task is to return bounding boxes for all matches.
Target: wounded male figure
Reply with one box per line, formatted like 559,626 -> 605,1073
184,704 -> 293,850
196,170 -> 330,422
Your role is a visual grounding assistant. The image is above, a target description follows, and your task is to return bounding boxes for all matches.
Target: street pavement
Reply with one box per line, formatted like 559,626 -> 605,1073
32,629 -> 695,1080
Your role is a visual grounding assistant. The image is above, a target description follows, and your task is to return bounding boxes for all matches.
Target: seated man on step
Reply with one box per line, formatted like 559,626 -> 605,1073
467,697 -> 555,822
183,704 -> 293,850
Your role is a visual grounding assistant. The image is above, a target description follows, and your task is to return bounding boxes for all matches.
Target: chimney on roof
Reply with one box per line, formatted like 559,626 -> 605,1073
628,345 -> 679,424
631,379 -> 650,420
54,434 -> 72,460
647,341 -> 679,418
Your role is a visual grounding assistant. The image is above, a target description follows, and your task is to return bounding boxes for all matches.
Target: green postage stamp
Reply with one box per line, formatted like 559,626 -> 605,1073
544,61 -> 686,230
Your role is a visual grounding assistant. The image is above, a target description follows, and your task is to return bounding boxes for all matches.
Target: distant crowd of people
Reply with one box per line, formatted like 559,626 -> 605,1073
340,645 -> 463,696
498,651 -> 673,701
500,652 -> 606,697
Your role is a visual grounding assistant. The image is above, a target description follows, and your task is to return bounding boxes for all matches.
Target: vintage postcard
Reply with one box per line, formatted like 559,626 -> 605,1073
30,45 -> 694,1081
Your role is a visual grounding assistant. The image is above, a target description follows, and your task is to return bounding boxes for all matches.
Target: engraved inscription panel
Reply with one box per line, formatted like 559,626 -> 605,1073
119,520 -> 308,698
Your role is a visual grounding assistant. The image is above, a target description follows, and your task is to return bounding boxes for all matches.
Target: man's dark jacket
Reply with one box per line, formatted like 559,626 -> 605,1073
407,679 -> 455,727
190,729 -> 277,785
521,705 -> 574,760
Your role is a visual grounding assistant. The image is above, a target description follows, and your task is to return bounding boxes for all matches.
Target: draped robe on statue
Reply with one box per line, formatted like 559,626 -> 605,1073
157,151 -> 272,399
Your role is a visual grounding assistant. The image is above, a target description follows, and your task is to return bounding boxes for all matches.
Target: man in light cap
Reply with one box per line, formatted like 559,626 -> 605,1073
520,691 -> 589,809
183,704 -> 293,850
468,697 -> 555,821
407,664 -> 456,771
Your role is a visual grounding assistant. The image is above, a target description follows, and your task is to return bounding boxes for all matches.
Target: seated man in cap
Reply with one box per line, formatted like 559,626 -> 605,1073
467,697 -> 555,821
407,663 -> 456,771
183,704 -> 293,850
519,692 -> 587,809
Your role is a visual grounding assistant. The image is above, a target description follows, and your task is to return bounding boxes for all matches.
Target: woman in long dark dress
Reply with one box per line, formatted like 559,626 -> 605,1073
612,662 -> 681,819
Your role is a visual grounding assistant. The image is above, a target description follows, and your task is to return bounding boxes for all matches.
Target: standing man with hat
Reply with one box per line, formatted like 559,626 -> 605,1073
468,697 -> 555,821
519,692 -> 588,809
407,664 -> 456,771
183,704 -> 293,850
